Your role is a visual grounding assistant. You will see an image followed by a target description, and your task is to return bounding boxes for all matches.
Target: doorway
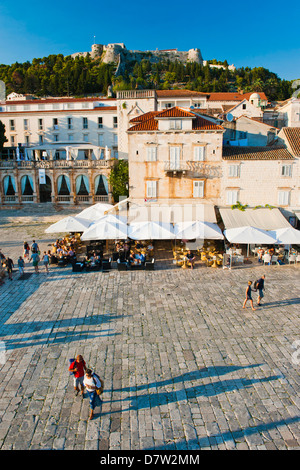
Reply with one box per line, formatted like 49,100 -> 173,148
39,175 -> 52,202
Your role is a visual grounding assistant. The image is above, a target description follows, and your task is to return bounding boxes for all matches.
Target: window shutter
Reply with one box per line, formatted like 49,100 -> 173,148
193,180 -> 204,198
146,181 -> 157,198
194,146 -> 205,161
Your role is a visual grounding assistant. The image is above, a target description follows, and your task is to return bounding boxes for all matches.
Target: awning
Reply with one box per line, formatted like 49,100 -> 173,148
81,214 -> 128,240
45,216 -> 91,233
174,221 -> 223,240
76,203 -> 114,222
127,203 -> 218,224
270,227 -> 300,245
219,207 -> 291,231
128,221 -> 175,240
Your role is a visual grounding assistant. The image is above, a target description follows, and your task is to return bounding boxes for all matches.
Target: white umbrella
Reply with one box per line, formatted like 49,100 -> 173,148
128,221 -> 175,240
76,203 -> 114,222
174,220 -> 223,240
81,214 -> 128,240
224,225 -> 277,257
224,226 -> 276,244
45,216 -> 92,233
271,227 -> 300,245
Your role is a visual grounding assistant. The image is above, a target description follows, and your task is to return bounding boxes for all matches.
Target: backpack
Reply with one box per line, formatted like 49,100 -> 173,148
92,372 -> 104,395
254,280 -> 259,290
69,358 -> 76,375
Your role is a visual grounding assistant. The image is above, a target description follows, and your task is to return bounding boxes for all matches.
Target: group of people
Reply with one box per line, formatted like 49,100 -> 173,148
115,240 -> 154,266
51,237 -> 77,261
69,355 -> 104,420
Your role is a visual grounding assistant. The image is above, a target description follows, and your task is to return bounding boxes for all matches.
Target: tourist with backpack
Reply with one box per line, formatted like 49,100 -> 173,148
254,275 -> 266,306
69,355 -> 87,396
83,368 -> 104,420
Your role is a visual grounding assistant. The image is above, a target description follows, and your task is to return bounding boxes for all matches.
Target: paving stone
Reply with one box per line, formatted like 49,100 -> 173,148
0,208 -> 299,450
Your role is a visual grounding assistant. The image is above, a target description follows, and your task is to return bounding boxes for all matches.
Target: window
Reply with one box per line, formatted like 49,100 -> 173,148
39,135 -> 44,144
98,117 -> 103,128
83,117 -> 88,129
9,120 -> 15,131
23,105 -> 30,111
67,117 -> 73,130
53,134 -> 59,142
38,104 -> 45,110
281,164 -> 292,177
278,190 -> 290,206
193,180 -> 204,198
82,102 -> 89,109
194,146 -> 205,161
53,118 -> 59,130
113,117 -> 118,128
83,134 -> 89,142
228,164 -> 240,177
68,134 -> 74,141
98,134 -> 104,146
10,135 -> 15,146
226,190 -> 239,205
169,119 -> 182,130
52,103 -> 60,110
25,135 -> 30,145
146,147 -> 157,162
242,103 -> 247,110
38,118 -> 43,130
67,103 -> 74,109
113,134 -> 118,146
239,131 -> 247,140
169,146 -> 181,169
146,181 -> 157,198
23,119 -> 29,130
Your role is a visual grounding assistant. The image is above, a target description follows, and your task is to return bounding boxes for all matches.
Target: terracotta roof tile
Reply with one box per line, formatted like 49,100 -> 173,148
208,93 -> 244,102
156,90 -> 209,98
222,146 -> 294,160
282,127 -> 300,156
127,107 -> 223,132
129,111 -> 159,123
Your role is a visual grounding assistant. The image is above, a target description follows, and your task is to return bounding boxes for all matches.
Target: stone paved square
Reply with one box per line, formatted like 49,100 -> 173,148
0,208 -> 299,450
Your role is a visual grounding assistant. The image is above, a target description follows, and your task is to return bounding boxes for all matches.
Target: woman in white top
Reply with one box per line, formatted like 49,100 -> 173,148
83,369 -> 104,420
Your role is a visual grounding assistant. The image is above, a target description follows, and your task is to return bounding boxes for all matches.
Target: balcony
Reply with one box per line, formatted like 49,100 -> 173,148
164,161 -> 222,178
0,159 -> 114,170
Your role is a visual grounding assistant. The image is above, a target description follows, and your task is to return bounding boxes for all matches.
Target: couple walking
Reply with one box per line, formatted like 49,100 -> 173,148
243,275 -> 265,311
69,355 -> 104,420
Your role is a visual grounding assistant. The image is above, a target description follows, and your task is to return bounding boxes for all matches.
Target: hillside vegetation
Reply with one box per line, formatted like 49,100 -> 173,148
0,53 -> 293,101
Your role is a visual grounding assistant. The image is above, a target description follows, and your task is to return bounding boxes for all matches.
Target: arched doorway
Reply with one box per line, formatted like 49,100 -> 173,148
39,175 -> 52,202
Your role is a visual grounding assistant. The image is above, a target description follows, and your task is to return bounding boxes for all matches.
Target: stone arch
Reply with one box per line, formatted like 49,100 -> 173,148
75,174 -> 90,195
20,174 -> 34,195
3,174 -> 17,195
94,174 -> 109,195
57,174 -> 71,195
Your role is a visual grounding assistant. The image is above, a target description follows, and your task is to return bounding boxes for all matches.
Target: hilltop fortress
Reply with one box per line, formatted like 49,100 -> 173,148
70,43 -> 235,73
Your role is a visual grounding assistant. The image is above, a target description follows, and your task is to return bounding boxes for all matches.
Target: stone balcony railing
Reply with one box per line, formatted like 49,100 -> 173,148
0,159 -> 114,170
163,161 -> 222,178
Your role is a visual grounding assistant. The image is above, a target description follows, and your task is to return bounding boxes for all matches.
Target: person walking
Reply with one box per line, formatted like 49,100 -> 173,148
18,256 -> 25,277
5,257 -> 14,281
69,355 -> 87,396
42,251 -> 50,274
31,240 -> 39,254
242,281 -> 256,311
255,275 -> 265,306
83,368 -> 104,420
23,241 -> 30,261
30,251 -> 40,274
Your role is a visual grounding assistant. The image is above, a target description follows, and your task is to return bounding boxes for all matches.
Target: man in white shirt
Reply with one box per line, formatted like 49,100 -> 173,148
83,368 -> 104,420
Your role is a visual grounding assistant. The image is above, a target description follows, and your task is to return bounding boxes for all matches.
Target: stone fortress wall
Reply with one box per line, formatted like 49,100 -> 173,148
71,43 -> 204,66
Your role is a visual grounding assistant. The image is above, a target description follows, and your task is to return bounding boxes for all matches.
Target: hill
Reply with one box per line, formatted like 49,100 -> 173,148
0,53 -> 293,101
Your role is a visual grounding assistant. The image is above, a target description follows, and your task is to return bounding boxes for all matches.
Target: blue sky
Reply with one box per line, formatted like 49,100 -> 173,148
0,0 -> 299,81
